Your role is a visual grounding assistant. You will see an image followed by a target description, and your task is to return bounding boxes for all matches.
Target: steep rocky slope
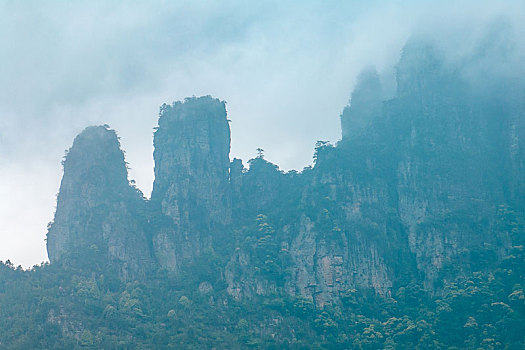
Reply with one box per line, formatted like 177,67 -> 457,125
47,31 -> 524,309
46,126 -> 154,277
149,97 -> 232,272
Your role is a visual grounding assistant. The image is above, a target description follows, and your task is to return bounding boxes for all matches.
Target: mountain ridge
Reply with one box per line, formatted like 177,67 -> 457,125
0,29 -> 517,348
46,32 -> 524,305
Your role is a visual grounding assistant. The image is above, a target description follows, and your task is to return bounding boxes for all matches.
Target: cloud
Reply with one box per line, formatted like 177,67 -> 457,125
1,0 -> 524,266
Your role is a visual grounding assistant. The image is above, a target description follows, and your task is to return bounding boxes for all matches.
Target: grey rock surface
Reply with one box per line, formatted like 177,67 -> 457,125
47,34 -> 524,306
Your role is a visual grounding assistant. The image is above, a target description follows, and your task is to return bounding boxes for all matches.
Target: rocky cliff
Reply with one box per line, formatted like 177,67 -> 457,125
47,30 -> 525,307
224,28 -> 524,305
149,97 -> 232,272
46,126 -> 154,277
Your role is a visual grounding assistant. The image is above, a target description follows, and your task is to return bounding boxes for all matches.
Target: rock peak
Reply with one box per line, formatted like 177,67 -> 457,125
150,95 -> 232,271
340,67 -> 382,140
158,95 -> 227,126
46,124 -> 153,276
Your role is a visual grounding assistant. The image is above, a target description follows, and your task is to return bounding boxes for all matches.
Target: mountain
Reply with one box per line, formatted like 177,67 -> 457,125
46,126 -> 155,277
1,26 -> 524,349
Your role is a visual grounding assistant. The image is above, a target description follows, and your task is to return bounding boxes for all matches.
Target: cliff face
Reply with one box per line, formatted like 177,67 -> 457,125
47,32 -> 524,307
150,96 -> 232,271
389,35 -> 524,288
46,126 -> 154,277
223,31 -> 524,305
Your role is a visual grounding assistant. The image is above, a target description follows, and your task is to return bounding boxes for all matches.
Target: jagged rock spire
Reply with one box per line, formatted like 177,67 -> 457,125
46,125 -> 153,276
151,96 -> 231,226
150,96 -> 232,270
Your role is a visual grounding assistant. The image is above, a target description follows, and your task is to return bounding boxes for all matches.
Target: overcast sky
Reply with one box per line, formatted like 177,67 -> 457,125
1,1 -> 523,267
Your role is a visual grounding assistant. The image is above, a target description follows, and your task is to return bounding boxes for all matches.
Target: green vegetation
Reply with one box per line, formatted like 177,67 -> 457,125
1,217 -> 523,349
3,30 -> 525,349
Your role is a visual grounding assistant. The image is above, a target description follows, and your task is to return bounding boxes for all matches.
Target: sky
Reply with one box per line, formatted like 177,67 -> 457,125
0,0 -> 523,267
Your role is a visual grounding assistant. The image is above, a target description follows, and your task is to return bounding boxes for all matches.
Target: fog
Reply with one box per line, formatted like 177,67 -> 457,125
0,0 -> 523,267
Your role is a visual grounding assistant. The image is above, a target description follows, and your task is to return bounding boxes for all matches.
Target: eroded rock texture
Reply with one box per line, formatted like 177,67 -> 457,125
47,31 -> 524,307
46,126 -> 154,277
150,96 -> 232,271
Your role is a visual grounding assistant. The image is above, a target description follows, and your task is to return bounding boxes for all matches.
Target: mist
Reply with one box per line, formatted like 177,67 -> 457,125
1,0 -> 524,267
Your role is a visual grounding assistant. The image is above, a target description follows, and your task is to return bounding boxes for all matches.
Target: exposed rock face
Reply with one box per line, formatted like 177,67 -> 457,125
47,31 -> 524,307
389,35 -> 524,288
46,126 -> 154,277
150,96 -> 232,271
224,33 -> 524,304
225,144 -> 411,306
